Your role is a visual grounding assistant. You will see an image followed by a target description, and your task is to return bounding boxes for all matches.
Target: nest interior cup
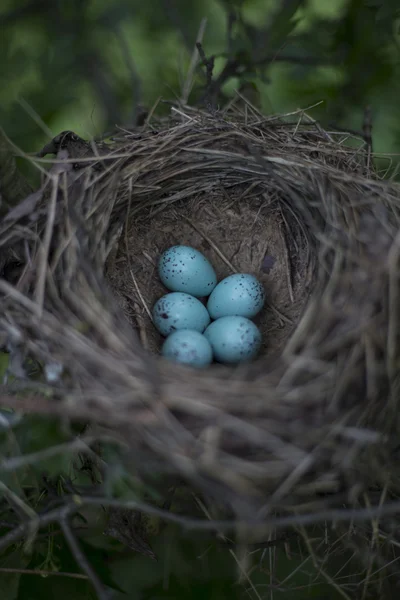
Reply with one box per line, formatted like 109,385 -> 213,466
1,106 -> 399,521
107,188 -> 311,361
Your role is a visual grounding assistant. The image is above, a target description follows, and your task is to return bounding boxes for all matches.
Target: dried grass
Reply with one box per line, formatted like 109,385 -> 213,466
1,105 -> 400,546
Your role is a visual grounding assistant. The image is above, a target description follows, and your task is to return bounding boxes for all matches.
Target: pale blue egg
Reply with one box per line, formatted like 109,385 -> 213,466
162,330 -> 213,368
158,245 -> 217,297
207,273 -> 265,319
204,316 -> 262,364
152,292 -> 210,336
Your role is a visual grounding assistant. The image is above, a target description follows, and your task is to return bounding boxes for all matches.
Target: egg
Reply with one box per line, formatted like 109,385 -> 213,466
204,316 -> 262,364
152,292 -> 210,336
158,245 -> 217,297
207,273 -> 265,319
162,329 -> 213,368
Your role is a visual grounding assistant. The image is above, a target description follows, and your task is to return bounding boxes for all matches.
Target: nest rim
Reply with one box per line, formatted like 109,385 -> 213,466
1,104 -> 400,522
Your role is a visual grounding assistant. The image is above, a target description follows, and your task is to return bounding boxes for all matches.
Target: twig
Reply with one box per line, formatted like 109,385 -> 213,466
33,174 -> 58,316
181,18 -> 208,105
298,525 -> 352,600
0,435 -> 110,472
1,493 -> 400,565
133,302 -> 150,351
60,508 -> 109,600
0,567 -> 88,580
362,105 -> 373,174
278,211 -> 294,303
207,57 -> 240,106
196,42 -> 215,109
0,480 -> 37,521
129,270 -> 153,321
124,180 -> 153,322
16,97 -> 54,138
77,495 -> 400,531
183,216 -> 238,273
0,481 -> 40,552
0,504 -> 77,554
144,96 -> 162,128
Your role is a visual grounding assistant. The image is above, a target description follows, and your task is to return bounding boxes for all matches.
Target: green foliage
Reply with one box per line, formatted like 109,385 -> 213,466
0,407 -> 371,599
0,0 -> 399,161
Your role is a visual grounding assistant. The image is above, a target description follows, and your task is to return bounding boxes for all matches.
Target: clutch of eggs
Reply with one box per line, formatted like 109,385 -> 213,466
154,245 -> 265,367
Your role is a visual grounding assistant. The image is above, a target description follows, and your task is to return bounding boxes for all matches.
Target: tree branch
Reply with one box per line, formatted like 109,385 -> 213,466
60,508 -> 110,600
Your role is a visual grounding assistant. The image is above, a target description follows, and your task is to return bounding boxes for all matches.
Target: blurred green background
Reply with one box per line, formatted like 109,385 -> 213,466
1,1 -> 400,598
1,0 -> 400,161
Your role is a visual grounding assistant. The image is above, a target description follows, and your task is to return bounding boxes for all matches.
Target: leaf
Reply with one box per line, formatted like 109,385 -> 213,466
104,507 -> 157,560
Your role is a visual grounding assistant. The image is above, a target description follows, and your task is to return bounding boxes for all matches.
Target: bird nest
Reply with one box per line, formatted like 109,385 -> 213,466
1,105 -> 400,528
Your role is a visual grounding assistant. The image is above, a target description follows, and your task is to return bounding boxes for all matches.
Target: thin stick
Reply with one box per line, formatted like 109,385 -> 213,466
0,504 -> 77,554
133,302 -> 150,350
142,250 -> 156,266
144,96 -> 162,128
183,216 -> 238,273
229,548 -> 263,600
60,510 -> 109,600
196,42 -> 215,92
0,435 -> 111,472
362,105 -> 373,174
278,212 -> 294,303
34,174 -> 58,315
16,96 -> 54,138
299,526 -> 352,600
181,18 -> 208,104
0,567 -> 88,580
123,179 -> 153,322
78,495 -> 400,531
129,270 -> 153,321
2,494 -> 400,559
265,301 -> 293,325
0,480 -> 37,520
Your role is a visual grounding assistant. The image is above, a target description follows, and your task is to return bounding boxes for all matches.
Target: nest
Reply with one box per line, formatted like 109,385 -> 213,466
1,105 -> 400,527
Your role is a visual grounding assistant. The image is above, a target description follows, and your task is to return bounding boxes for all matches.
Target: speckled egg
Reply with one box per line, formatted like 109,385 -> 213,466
204,316 -> 262,364
207,273 -> 265,319
162,329 -> 213,368
152,292 -> 210,336
158,245 -> 217,297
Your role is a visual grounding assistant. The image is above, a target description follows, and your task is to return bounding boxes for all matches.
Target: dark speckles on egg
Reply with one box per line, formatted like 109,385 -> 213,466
207,273 -> 265,319
158,246 -> 217,297
204,316 -> 261,364
162,329 -> 213,368
153,292 -> 210,336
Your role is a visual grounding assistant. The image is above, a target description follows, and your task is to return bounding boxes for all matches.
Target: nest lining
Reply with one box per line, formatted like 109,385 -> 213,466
107,187 -> 310,360
0,106 -> 400,520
